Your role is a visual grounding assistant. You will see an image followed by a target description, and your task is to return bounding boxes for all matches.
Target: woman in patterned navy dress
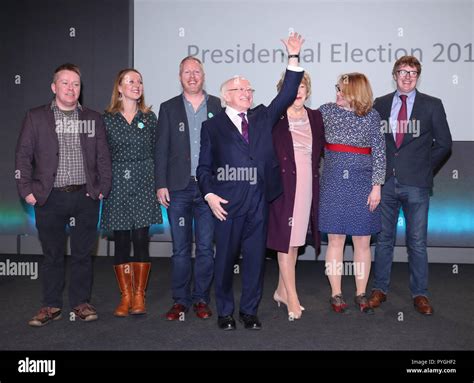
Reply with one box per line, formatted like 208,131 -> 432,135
101,69 -> 162,317
319,73 -> 385,314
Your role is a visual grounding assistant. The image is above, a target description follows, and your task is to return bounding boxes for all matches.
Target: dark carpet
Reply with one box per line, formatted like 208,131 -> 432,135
1,254 -> 473,351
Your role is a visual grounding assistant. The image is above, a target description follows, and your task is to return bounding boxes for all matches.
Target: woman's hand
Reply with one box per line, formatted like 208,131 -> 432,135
367,185 -> 381,212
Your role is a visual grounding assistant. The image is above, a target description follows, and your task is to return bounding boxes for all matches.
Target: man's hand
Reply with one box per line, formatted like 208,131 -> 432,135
206,193 -> 229,221
25,193 -> 37,206
281,32 -> 305,56
157,188 -> 170,208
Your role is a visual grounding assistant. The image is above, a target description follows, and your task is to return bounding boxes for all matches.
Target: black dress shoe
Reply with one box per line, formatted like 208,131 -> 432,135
217,315 -> 236,331
238,313 -> 262,330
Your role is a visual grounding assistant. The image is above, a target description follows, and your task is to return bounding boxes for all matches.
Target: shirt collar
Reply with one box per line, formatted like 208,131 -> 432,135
395,88 -> 416,102
225,105 -> 247,119
50,99 -> 83,112
182,90 -> 209,103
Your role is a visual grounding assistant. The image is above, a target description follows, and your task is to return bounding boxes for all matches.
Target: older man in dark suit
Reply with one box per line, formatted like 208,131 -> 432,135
155,56 -> 222,321
197,33 -> 305,330
15,63 -> 112,326
368,56 -> 452,315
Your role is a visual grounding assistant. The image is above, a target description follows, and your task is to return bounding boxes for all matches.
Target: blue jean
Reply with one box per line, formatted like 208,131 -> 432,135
373,176 -> 430,297
167,178 -> 214,307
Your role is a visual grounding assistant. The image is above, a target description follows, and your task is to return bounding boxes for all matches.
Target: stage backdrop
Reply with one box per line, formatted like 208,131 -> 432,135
0,0 -> 472,256
134,0 -> 474,248
0,0 -> 135,248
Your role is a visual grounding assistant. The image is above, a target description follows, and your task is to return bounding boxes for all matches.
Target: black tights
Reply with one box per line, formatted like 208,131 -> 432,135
113,226 -> 150,265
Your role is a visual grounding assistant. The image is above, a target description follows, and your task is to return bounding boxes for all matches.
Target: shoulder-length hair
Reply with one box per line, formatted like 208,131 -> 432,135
105,68 -> 151,114
276,71 -> 312,99
338,73 -> 373,116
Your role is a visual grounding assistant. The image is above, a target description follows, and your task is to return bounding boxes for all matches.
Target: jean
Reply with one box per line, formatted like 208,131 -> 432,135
373,176 -> 430,297
167,178 -> 214,307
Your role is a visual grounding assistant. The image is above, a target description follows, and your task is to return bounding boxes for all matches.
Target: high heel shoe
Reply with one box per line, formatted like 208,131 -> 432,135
330,294 -> 348,313
287,304 -> 303,321
273,291 -> 305,311
355,293 -> 374,315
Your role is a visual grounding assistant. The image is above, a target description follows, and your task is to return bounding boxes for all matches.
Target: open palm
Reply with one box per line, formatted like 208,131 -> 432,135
282,32 -> 305,55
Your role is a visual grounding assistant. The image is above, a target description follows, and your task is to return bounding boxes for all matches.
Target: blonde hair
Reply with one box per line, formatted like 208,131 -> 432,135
179,56 -> 205,75
106,68 -> 151,114
338,73 -> 373,116
276,71 -> 312,99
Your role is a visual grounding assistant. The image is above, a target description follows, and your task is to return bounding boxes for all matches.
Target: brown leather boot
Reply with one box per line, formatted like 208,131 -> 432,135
130,262 -> 151,315
113,263 -> 133,317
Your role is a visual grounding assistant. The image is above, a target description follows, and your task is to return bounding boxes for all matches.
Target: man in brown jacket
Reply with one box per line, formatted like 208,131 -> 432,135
15,63 -> 112,327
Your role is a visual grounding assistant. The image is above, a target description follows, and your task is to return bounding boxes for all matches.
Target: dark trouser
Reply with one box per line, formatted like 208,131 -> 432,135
167,178 -> 214,307
214,187 -> 268,317
34,188 -> 100,309
113,226 -> 150,265
373,176 -> 430,297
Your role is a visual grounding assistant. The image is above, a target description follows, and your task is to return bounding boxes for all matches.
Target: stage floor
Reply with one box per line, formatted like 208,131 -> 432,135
0,254 -> 472,351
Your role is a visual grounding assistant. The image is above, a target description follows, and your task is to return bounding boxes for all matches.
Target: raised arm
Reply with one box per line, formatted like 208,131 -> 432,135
281,32 -> 305,67
267,32 -> 305,125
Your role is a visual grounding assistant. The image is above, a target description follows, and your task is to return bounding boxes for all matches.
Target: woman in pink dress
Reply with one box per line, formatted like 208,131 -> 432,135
267,72 -> 325,320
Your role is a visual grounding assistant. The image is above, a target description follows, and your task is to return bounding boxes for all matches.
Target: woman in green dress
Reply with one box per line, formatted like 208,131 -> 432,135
101,68 -> 162,317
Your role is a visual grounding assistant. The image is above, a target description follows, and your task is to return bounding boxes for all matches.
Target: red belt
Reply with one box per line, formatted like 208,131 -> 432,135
325,143 -> 371,155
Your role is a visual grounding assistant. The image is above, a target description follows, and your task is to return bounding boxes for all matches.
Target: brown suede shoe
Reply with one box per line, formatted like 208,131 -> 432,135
368,290 -> 387,308
413,296 -> 434,315
28,307 -> 62,327
72,303 -> 98,322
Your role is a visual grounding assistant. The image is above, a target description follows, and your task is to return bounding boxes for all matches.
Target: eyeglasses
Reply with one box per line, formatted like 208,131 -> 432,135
396,70 -> 419,78
226,88 -> 255,94
335,84 -> 342,93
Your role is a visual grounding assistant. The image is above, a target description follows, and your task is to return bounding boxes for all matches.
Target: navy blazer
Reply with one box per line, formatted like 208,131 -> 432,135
155,94 -> 222,191
373,90 -> 452,188
197,69 -> 304,218
15,104 -> 112,206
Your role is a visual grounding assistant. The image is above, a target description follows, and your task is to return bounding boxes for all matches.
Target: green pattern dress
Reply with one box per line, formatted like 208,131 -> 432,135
101,110 -> 162,231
